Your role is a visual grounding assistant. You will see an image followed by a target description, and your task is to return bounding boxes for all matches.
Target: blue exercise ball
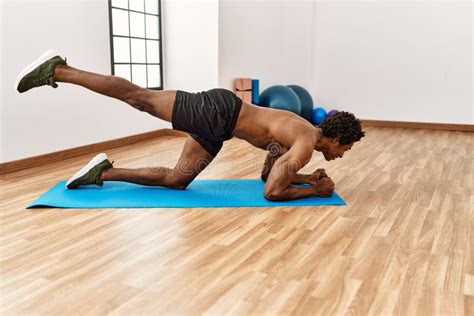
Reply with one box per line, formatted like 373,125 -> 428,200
259,85 -> 301,115
287,85 -> 313,121
311,107 -> 327,124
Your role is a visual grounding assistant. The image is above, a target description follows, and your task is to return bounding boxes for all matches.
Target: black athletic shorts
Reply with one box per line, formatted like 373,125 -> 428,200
171,88 -> 243,157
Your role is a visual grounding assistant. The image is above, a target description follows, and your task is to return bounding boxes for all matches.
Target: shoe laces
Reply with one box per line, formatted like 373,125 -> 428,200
95,160 -> 114,186
32,72 -> 54,87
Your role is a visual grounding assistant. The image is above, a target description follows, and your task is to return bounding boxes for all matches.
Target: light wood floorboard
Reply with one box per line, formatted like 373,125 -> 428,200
1,126 -> 473,315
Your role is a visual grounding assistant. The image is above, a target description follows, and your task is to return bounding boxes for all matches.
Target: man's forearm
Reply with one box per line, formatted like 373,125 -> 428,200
292,173 -> 312,184
264,169 -> 312,185
266,185 -> 317,201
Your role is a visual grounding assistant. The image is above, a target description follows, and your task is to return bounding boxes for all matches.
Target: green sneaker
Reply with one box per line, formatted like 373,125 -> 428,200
16,49 -> 67,93
66,153 -> 114,189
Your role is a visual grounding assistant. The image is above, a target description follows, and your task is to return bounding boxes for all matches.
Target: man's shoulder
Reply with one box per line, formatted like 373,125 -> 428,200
267,114 -> 317,149
292,123 -> 318,145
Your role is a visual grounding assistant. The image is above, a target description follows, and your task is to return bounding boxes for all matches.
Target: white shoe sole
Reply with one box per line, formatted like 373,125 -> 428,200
66,153 -> 108,189
15,49 -> 61,91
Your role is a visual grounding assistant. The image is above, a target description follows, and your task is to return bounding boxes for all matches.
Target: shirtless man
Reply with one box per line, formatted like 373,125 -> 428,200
16,50 -> 365,201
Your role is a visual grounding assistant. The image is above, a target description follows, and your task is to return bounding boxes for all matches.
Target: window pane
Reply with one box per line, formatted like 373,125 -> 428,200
111,0 -> 128,9
146,15 -> 159,39
131,38 -> 146,63
147,65 -> 161,88
145,0 -> 159,14
110,1 -> 163,89
113,37 -> 130,63
132,65 -> 147,87
130,12 -> 145,38
146,40 -> 160,63
129,0 -> 144,12
112,9 -> 129,36
114,64 -> 131,81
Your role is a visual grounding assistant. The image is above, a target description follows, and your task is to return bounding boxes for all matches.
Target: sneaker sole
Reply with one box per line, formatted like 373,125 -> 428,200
15,49 -> 61,91
66,153 -> 108,189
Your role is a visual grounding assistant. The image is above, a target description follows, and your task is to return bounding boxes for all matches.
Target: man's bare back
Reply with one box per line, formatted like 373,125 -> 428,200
233,102 -> 318,152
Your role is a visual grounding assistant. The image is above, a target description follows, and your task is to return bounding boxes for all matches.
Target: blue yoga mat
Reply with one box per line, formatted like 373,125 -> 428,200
27,179 -> 346,209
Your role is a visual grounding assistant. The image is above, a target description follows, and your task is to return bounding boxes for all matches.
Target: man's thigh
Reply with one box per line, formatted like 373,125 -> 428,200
171,135 -> 215,183
146,90 -> 177,121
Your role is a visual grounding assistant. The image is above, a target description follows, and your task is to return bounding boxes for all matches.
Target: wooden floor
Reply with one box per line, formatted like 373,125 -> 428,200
1,126 -> 473,315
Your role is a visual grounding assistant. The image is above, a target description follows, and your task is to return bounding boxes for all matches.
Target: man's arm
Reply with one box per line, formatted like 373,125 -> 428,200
261,151 -> 282,182
261,151 -> 327,185
263,143 -> 334,201
292,168 -> 329,184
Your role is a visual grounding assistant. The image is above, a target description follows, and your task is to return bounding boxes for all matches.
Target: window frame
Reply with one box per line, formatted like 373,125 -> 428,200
108,0 -> 164,90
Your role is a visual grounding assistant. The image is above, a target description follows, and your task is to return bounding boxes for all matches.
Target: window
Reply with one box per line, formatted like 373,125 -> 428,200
108,0 -> 163,90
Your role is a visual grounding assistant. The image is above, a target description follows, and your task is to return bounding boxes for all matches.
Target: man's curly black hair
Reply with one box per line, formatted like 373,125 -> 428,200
317,111 -> 365,145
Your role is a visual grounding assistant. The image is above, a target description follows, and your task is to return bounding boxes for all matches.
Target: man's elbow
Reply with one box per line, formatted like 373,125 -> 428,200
264,189 -> 283,201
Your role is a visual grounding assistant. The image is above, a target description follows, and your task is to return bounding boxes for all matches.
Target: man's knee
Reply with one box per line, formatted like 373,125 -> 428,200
264,189 -> 281,201
166,173 -> 192,190
125,87 -> 150,112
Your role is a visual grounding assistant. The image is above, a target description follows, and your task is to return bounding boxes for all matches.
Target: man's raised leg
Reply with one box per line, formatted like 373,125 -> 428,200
16,49 -> 176,121
53,65 -> 176,121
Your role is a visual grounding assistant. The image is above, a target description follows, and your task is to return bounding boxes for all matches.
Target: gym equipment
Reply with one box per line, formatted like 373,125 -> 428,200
234,78 -> 252,102
252,79 -> 260,104
328,109 -> 338,117
311,107 -> 327,124
287,85 -> 313,121
27,179 -> 346,208
259,85 -> 302,115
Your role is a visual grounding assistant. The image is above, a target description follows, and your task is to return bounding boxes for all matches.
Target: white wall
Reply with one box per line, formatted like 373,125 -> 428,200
219,0 -> 473,124
164,0 -> 219,91
0,0 -> 219,163
313,0 -> 472,124
219,0 -> 315,93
